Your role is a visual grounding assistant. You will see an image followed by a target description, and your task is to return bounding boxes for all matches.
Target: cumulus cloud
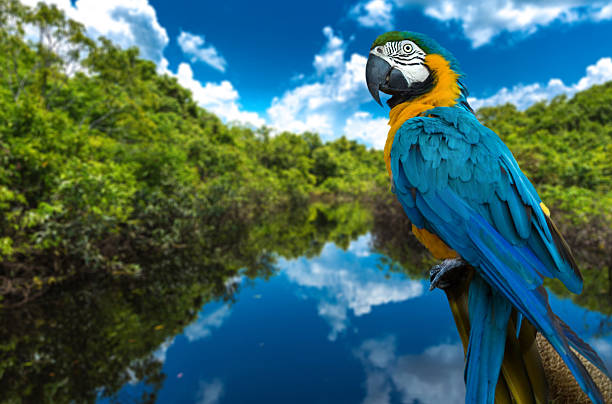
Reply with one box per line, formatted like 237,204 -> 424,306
20,0 -> 265,128
594,3 -> 612,20
389,0 -> 612,47
350,0 -> 394,30
22,2 -> 389,145
267,27 -> 375,141
343,112 -> 389,150
184,305 -> 232,342
355,336 -> 466,404
172,62 -> 265,127
177,31 -> 227,72
281,235 -> 424,340
469,57 -> 612,110
21,0 -> 169,63
314,27 -> 345,74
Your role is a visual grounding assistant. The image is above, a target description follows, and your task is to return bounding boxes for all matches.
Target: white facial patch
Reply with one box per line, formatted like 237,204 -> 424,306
371,40 -> 430,86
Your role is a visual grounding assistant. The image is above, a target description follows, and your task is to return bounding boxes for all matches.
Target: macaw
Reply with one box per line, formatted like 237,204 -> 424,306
365,31 -> 610,403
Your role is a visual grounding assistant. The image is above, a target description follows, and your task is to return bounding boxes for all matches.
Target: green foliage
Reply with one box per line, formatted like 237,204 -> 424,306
0,1 -> 384,306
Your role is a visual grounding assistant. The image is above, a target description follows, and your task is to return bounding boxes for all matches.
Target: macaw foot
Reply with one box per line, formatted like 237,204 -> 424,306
429,258 -> 469,291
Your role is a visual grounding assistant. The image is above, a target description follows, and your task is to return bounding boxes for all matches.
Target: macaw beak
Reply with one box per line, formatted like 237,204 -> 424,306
366,53 -> 410,107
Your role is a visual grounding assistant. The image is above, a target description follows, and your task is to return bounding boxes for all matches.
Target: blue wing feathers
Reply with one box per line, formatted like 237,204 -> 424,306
422,192 -> 455,224
390,106 -> 607,403
504,184 -> 531,240
488,199 -> 522,245
393,159 -> 425,228
463,211 -> 604,404
392,107 -> 582,291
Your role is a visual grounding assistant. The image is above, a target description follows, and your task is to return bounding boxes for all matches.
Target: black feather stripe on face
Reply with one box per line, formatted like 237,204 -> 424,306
384,40 -> 428,71
386,71 -> 436,108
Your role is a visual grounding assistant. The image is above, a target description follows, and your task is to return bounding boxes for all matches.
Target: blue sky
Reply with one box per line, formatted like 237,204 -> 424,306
22,0 -> 612,148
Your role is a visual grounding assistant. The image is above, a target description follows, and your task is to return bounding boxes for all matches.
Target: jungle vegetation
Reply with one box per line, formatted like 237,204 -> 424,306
0,0 -> 388,308
0,0 -> 610,309
0,2 -> 610,401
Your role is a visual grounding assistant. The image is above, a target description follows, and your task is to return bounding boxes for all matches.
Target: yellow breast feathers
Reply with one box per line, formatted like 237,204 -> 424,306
383,54 -> 461,177
382,54 -> 461,259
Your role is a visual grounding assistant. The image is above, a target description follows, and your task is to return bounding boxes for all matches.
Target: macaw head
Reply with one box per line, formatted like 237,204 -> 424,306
366,31 -> 464,108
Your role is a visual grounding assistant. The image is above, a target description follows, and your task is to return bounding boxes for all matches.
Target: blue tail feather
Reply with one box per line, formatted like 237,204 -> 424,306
465,276 -> 512,403
515,312 -> 523,338
427,188 -> 605,403
464,212 -> 605,404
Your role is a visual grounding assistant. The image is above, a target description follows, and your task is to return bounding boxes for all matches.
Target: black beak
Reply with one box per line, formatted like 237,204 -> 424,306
365,54 -> 391,107
366,53 -> 411,107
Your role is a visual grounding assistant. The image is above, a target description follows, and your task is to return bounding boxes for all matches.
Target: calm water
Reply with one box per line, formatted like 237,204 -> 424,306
98,234 -> 612,404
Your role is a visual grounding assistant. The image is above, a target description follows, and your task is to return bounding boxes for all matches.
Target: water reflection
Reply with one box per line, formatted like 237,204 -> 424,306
355,337 -> 465,404
590,339 -> 612,371
195,378 -> 224,404
135,235 -> 610,404
184,306 -> 232,342
281,234 -> 424,340
1,200 -> 610,403
103,236 -> 464,403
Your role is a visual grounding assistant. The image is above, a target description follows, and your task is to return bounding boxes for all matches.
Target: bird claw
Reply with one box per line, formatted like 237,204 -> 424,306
429,258 -> 468,291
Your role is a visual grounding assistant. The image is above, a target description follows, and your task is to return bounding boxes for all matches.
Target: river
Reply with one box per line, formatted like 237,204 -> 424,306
88,234 -> 612,404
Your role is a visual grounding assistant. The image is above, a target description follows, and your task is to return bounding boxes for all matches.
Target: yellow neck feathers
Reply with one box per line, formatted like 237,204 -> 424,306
383,54 -> 461,176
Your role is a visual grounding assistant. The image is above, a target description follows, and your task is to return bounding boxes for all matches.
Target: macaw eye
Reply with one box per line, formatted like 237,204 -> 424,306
377,47 -> 383,54
403,43 -> 413,54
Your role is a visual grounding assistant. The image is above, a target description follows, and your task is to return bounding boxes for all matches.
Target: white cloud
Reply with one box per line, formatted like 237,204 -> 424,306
355,336 -> 466,404
20,0 -> 265,128
350,0 -> 394,30
594,3 -> 612,20
184,305 -> 232,342
314,26 -> 345,74
281,235 -> 424,340
343,112 -> 389,150
196,379 -> 224,404
267,27 -> 379,143
172,62 -> 265,127
177,31 -> 227,72
388,1 -> 612,47
469,57 -> 612,110
267,81 -> 334,135
21,0 -> 169,63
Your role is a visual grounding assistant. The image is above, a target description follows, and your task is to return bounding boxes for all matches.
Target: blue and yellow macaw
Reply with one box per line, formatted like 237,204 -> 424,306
365,31 -> 610,403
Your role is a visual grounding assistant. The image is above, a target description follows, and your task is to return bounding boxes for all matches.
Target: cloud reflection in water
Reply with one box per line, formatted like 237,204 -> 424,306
184,305 -> 232,342
280,234 -> 424,340
196,378 -> 224,404
355,336 -> 465,404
